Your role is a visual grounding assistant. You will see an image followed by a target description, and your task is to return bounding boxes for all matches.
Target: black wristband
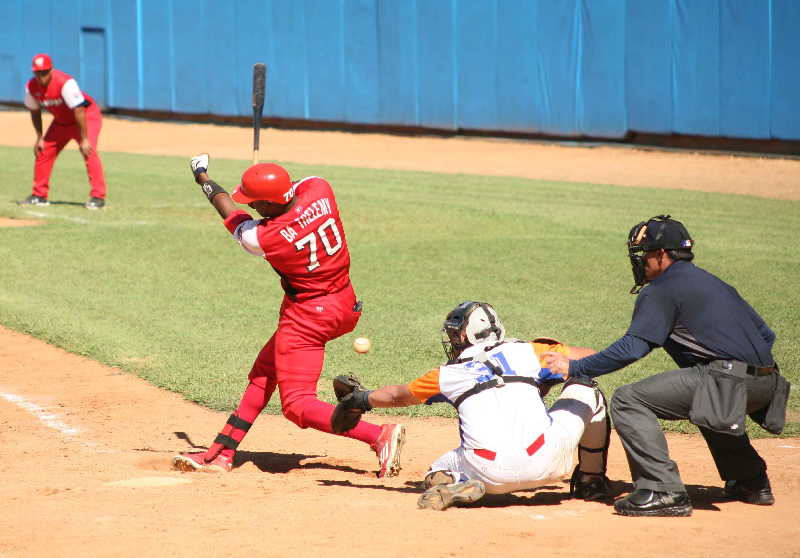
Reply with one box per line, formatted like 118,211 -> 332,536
353,389 -> 374,411
200,180 -> 226,201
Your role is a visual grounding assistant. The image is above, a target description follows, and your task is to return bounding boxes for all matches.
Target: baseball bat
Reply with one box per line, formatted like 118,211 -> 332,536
252,63 -> 267,164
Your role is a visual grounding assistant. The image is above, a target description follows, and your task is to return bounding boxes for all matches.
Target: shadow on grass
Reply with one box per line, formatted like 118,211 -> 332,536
48,200 -> 87,207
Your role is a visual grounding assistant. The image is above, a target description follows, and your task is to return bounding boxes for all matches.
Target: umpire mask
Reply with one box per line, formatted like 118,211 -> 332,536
441,301 -> 506,362
627,214 -> 693,294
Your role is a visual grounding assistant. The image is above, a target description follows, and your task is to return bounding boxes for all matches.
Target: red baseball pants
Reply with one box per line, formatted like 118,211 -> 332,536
32,105 -> 106,199
231,284 -> 381,449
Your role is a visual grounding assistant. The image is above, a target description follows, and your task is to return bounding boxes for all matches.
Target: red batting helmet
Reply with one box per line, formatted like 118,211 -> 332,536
32,53 -> 53,71
231,163 -> 295,204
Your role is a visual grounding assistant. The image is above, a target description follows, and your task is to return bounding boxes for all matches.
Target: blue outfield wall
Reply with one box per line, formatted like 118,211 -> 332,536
1,0 -> 798,141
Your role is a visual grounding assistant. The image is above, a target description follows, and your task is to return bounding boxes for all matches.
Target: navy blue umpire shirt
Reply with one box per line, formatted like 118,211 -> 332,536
569,260 -> 776,378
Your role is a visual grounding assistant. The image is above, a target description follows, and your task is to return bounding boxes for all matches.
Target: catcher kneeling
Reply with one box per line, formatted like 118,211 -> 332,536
331,301 -> 612,511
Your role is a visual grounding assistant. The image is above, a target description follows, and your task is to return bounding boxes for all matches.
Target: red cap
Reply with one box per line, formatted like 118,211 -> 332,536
31,53 -> 53,71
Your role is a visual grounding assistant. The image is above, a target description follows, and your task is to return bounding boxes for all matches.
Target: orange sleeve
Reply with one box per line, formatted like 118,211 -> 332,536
530,338 -> 571,359
407,368 -> 441,403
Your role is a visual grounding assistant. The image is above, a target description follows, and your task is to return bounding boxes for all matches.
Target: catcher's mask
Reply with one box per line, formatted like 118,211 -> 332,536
441,301 -> 506,362
627,214 -> 693,294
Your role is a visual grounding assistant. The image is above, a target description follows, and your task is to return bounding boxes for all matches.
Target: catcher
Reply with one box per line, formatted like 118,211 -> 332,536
331,301 -> 612,510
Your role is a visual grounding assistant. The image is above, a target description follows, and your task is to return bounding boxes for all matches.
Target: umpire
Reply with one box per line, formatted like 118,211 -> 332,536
545,214 -> 788,517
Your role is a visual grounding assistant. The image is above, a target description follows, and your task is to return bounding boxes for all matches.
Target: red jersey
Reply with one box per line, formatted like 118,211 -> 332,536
25,69 -> 95,125
225,177 -> 351,300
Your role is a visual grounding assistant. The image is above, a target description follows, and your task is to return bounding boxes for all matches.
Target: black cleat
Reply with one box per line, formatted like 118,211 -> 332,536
17,194 -> 50,206
85,197 -> 106,210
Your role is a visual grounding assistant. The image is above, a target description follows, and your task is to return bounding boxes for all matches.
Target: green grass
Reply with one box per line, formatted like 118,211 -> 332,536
1,144 -> 797,437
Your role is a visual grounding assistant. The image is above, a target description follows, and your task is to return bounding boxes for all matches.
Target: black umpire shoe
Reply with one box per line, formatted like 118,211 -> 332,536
614,489 -> 692,517
724,474 -> 774,505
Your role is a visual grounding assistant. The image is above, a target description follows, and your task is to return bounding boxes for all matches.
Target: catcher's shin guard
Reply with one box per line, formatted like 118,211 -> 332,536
566,380 -> 612,501
575,383 -> 611,476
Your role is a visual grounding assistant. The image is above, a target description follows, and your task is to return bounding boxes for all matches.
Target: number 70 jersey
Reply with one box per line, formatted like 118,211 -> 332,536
227,176 -> 352,301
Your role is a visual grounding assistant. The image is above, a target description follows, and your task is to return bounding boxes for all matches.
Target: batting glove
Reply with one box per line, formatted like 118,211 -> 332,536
190,153 -> 209,177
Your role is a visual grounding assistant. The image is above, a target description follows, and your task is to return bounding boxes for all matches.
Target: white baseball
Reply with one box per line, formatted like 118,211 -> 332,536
353,337 -> 371,354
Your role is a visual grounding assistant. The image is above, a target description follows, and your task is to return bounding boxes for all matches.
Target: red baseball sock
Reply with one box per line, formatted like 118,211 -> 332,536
210,381 -> 272,459
293,398 -> 381,444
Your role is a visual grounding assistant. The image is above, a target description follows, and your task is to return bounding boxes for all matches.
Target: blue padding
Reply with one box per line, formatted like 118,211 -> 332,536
343,0 -> 379,124
496,0 -> 538,132
416,0 -> 456,130
720,0 -> 770,139
377,1 -> 419,125
235,0 -> 274,117
0,1 -> 24,102
204,3 -> 238,116
306,0 -> 345,122
672,0 -> 721,135
1,0 -> 798,141
270,1 -> 310,119
771,0 -> 800,139
140,0 -> 173,111
455,0 -> 498,131
625,0 -> 672,134
109,1 -> 138,109
534,1 -> 579,136
580,0 -> 627,138
172,0 -> 207,114
50,3 -> 81,77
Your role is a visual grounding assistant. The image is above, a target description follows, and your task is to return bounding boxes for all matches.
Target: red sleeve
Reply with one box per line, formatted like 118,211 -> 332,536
223,210 -> 253,234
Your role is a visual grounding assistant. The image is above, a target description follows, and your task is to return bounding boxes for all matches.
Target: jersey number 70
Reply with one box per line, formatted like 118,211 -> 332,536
294,217 -> 343,271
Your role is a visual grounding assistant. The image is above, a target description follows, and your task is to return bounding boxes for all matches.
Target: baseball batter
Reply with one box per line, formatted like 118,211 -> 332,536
332,301 -> 612,510
18,53 -> 107,209
172,154 -> 405,477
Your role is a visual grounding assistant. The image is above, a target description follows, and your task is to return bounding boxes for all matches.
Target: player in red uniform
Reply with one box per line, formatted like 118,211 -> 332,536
18,53 -> 107,209
172,153 -> 405,477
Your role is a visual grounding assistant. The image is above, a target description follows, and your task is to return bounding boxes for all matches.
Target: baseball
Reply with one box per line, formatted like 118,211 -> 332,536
353,337 -> 371,354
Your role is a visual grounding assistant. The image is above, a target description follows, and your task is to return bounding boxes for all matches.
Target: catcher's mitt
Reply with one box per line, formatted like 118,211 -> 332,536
331,374 -> 373,433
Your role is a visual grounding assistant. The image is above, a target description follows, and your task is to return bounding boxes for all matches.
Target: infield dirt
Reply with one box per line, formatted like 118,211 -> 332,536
1,111 -> 799,557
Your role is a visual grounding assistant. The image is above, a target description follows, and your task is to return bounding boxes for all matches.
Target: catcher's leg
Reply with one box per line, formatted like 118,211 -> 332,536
550,376 -> 611,501
418,448 -> 484,510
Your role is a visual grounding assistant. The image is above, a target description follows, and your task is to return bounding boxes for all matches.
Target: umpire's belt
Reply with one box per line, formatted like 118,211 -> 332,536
747,365 -> 777,376
472,433 -> 545,461
718,360 -> 777,377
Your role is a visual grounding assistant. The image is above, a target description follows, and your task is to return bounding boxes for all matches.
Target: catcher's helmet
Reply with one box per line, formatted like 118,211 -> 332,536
627,214 -> 693,294
231,163 -> 295,204
441,301 -> 505,362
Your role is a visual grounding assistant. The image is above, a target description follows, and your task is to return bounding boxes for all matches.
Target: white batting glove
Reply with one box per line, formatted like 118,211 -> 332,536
190,153 -> 209,177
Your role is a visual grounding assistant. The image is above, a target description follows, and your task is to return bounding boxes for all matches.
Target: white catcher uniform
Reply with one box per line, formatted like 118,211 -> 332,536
407,339 -> 607,495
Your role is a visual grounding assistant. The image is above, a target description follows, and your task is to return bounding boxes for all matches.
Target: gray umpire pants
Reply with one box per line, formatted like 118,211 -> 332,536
610,363 -> 776,493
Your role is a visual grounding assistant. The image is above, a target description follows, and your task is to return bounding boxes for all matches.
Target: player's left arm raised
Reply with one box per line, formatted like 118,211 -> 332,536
189,153 -> 239,219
